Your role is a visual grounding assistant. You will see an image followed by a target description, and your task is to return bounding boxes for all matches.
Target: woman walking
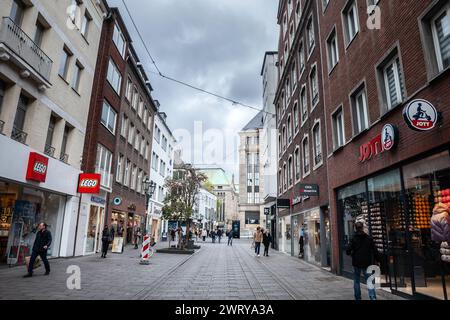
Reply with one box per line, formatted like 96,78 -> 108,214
101,225 -> 111,258
202,229 -> 207,242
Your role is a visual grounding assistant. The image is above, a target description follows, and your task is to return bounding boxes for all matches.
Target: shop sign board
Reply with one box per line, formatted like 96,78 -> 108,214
112,237 -> 124,253
77,173 -> 101,194
359,124 -> 398,163
264,208 -> 270,215
25,152 -> 48,183
91,196 -> 106,206
403,99 -> 438,131
277,198 -> 290,208
298,184 -> 319,197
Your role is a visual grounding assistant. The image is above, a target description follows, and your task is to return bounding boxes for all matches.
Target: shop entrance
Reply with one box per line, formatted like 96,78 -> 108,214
85,205 -> 105,254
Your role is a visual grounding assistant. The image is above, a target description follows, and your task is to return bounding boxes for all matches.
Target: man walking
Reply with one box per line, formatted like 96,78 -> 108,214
217,228 -> 222,243
262,230 -> 272,257
202,229 -> 207,242
346,222 -> 380,300
253,227 -> 263,257
24,222 -> 52,277
227,229 -> 233,246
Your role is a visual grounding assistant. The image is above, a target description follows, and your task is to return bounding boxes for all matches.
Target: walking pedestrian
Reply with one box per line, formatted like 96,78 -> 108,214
227,229 -> 233,246
299,224 -> 305,258
202,229 -> 207,242
346,222 -> 380,300
217,228 -> 222,243
211,229 -> 216,243
263,230 -> 272,256
24,222 -> 52,277
253,227 -> 263,257
101,225 -> 110,258
134,227 -> 142,249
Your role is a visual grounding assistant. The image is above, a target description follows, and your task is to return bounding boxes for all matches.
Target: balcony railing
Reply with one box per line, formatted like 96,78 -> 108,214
314,153 -> 323,165
44,144 -> 55,157
60,153 -> 69,164
0,17 -> 52,82
11,127 -> 27,144
0,120 -> 4,134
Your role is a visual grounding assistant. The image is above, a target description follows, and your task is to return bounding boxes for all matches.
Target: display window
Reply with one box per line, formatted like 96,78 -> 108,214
0,181 -> 65,265
277,215 -> 291,255
85,205 -> 105,254
304,209 -> 321,265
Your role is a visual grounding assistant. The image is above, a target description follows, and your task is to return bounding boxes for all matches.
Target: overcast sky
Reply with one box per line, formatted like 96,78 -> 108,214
109,0 -> 279,178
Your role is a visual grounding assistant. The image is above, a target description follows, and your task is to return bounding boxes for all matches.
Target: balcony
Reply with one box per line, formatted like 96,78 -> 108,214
60,153 -> 69,164
44,144 -> 55,157
11,127 -> 27,144
0,17 -> 52,90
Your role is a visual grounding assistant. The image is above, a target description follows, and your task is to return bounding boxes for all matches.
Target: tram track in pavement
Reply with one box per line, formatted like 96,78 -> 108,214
234,243 -> 306,300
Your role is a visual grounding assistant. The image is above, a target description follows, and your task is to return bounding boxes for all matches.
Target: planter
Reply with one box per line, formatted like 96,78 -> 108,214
156,248 -> 194,254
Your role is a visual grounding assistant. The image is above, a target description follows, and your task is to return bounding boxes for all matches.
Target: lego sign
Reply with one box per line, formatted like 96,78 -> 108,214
403,99 -> 438,131
77,174 -> 101,194
359,124 -> 398,163
26,152 -> 49,182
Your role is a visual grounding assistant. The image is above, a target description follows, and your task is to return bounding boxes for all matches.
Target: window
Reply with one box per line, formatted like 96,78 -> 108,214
143,108 -> 147,125
291,62 -> 297,88
69,0 -> 81,27
302,137 -> 310,175
162,135 -> 168,151
113,23 -> 126,57
288,156 -> 293,186
327,29 -> 339,71
247,193 -> 253,204
137,170 -> 143,193
116,154 -> 124,183
145,142 -> 150,160
107,59 -> 122,94
58,47 -> 72,80
282,126 -> 286,150
278,135 -> 282,156
283,163 -> 287,190
286,77 -> 291,100
140,136 -> 145,156
295,1 -> 301,23
254,193 -> 260,204
154,125 -> 161,143
287,116 -> 292,143
307,17 -> 315,54
60,126 -> 71,161
130,165 -> 137,190
298,42 -> 305,74
124,159 -> 131,186
71,61 -> 83,92
160,160 -> 166,177
138,97 -> 144,118
310,65 -> 319,108
332,107 -> 345,149
293,102 -> 299,132
10,0 -> 25,27
323,0 -> 330,10
300,85 -> 308,123
294,148 -> 301,181
34,21 -> 45,47
95,144 -> 113,189
351,86 -> 369,135
152,153 -> 159,171
0,80 -> 5,115
81,11 -> 92,39
132,87 -> 138,110
313,123 -> 322,166
100,100 -> 117,134
147,113 -> 153,131
45,115 -> 57,154
120,115 -> 128,137
377,51 -> 405,112
126,77 -> 133,102
128,123 -> 135,145
431,5 -> 450,71
278,170 -> 282,194
134,132 -> 141,151
13,95 -> 28,133
343,0 -> 360,45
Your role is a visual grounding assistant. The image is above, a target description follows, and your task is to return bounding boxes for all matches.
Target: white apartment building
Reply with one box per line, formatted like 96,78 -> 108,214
148,109 -> 175,241
260,52 -> 278,232
0,0 -> 107,264
193,187 -> 217,231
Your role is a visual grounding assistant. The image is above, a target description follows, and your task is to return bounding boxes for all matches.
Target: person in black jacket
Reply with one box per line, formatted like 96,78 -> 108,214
346,222 -> 380,300
24,222 -> 52,277
101,225 -> 111,258
262,230 -> 272,256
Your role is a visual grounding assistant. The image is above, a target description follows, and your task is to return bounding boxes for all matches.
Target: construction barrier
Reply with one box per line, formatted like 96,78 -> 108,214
140,234 -> 150,265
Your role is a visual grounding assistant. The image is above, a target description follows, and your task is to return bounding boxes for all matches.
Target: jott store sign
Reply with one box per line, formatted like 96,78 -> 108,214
359,124 -> 398,163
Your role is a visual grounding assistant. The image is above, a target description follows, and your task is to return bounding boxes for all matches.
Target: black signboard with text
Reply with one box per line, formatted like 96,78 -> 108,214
298,184 -> 319,196
277,198 -> 290,208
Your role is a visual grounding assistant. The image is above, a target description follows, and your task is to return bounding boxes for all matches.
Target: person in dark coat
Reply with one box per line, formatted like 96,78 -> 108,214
227,229 -> 234,246
24,222 -> 52,277
217,229 -> 223,243
346,222 -> 380,300
101,225 -> 111,258
262,230 -> 272,256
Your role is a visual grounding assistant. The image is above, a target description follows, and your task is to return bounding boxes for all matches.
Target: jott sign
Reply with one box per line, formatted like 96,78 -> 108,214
403,99 -> 438,131
77,173 -> 101,194
359,124 -> 398,163
26,152 -> 49,182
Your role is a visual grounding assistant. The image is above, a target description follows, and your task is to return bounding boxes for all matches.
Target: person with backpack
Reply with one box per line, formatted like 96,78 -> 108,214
346,222 -> 380,300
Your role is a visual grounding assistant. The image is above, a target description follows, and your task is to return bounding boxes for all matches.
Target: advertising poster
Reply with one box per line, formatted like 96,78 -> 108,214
112,237 -> 124,253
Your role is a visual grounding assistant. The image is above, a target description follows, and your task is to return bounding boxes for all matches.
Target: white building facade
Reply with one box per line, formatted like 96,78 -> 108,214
0,0 -> 107,264
193,187 -> 217,231
260,52 -> 278,232
148,110 -> 175,241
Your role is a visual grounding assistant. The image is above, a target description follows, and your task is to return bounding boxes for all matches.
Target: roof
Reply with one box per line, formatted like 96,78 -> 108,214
241,110 -> 264,131
196,168 -> 232,186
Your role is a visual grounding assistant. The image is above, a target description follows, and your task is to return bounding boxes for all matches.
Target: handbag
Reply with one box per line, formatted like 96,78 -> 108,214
25,256 -> 42,270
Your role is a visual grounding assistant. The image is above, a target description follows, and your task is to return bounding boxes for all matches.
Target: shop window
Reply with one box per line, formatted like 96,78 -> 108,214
403,151 -> 450,300
245,211 -> 259,225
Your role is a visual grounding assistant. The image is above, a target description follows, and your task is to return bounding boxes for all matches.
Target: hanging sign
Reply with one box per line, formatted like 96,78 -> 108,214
26,152 -> 49,183
403,99 -> 438,131
77,173 -> 101,194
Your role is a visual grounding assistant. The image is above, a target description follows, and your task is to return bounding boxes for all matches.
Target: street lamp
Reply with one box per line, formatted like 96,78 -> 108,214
143,178 -> 157,235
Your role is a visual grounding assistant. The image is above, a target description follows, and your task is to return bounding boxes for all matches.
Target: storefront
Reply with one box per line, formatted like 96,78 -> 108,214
0,180 -> 66,265
84,195 -> 106,255
337,149 -> 450,300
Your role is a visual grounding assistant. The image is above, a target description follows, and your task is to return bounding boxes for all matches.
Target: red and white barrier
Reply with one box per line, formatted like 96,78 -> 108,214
140,235 -> 151,265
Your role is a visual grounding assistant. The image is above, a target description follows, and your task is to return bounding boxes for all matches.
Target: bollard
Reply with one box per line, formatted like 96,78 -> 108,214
140,234 -> 150,265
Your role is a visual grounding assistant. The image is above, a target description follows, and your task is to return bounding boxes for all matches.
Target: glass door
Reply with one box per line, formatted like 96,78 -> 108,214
85,206 -> 100,254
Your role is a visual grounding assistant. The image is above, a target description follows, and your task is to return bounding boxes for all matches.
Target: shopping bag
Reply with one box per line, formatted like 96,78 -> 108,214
25,256 -> 42,270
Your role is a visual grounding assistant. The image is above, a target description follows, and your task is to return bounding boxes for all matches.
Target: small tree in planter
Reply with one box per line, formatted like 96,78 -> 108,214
162,164 -> 207,250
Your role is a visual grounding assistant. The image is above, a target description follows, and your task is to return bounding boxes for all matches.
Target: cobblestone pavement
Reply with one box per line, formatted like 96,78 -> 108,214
0,239 -> 404,300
